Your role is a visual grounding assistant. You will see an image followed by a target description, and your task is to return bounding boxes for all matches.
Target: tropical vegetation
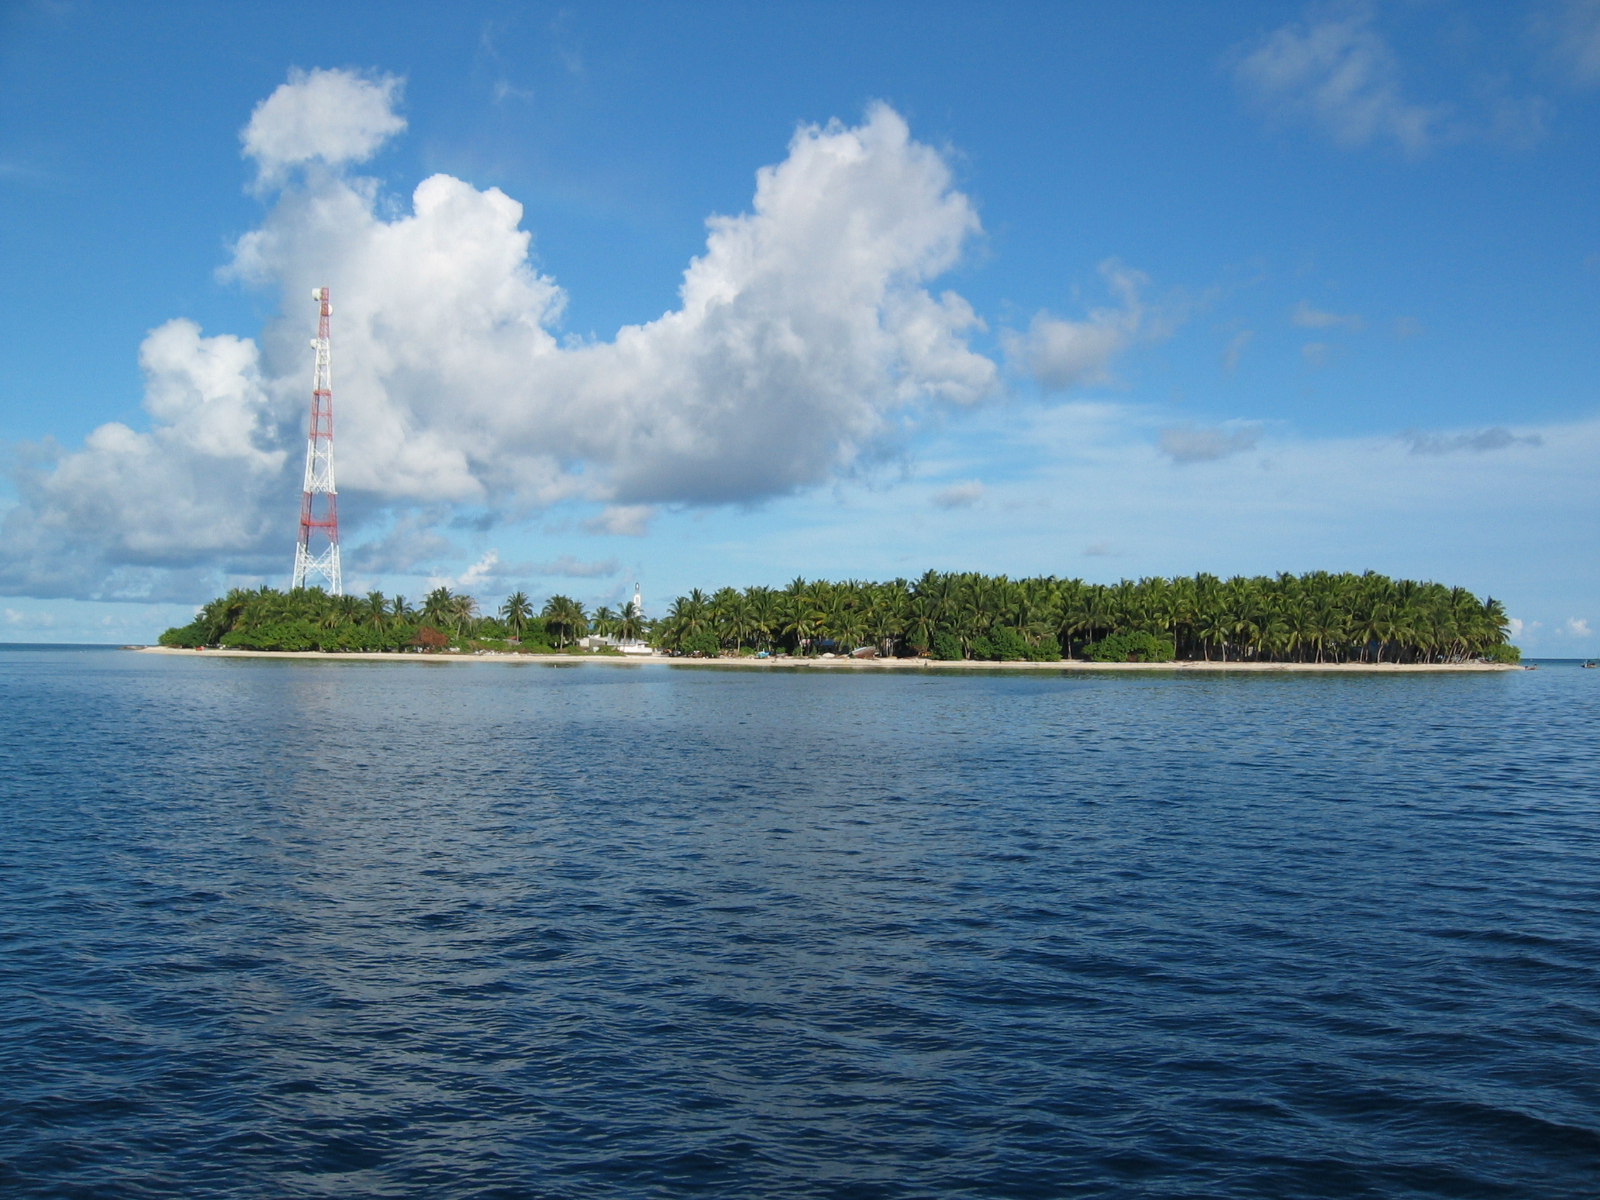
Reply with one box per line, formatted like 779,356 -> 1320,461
158,586 -> 624,654
646,571 -> 1517,663
160,570 -> 1518,664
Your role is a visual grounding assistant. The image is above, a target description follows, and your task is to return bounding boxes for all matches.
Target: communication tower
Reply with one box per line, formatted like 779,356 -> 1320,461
291,286 -> 341,593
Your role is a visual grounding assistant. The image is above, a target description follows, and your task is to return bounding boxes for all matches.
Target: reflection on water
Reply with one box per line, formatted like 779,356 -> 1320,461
2,651 -> 1597,1198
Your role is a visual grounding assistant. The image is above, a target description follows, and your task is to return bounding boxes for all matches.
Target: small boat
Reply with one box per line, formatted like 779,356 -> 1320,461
1584,661 -> 1598,669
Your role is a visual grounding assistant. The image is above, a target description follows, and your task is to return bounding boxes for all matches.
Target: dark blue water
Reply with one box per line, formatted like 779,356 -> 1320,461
3,650 -> 1597,1199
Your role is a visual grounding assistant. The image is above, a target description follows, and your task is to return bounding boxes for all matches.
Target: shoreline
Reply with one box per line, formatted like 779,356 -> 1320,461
135,647 -> 1520,672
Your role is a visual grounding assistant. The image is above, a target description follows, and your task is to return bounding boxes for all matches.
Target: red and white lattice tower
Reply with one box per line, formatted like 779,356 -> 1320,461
291,287 -> 342,593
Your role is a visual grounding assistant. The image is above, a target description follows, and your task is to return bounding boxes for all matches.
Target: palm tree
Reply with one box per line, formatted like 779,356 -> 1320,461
618,596 -> 645,644
784,601 -> 823,655
421,587 -> 455,630
590,605 -> 619,639
363,591 -> 389,629
709,587 -> 746,651
541,595 -> 587,648
904,595 -> 939,656
745,587 -> 779,651
448,592 -> 479,636
499,591 -> 532,640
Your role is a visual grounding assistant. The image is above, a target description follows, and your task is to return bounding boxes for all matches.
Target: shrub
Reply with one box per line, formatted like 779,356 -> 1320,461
986,626 -> 1031,661
680,629 -> 721,657
384,625 -> 420,652
1483,642 -> 1521,663
319,625 -> 364,652
930,631 -> 964,660
413,625 -> 451,652
222,619 -> 321,652
1028,636 -> 1062,662
1086,630 -> 1175,663
159,622 -> 208,648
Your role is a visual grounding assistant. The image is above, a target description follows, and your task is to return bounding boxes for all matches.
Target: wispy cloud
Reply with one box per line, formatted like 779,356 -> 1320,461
1234,4 -> 1550,153
492,80 -> 534,103
1292,300 -> 1365,331
456,551 -> 504,589
1403,427 -> 1543,455
1301,341 -> 1333,368
349,510 -> 459,574
932,481 -> 984,509
0,160 -> 51,185
1004,260 -> 1151,391
1222,329 -> 1254,373
3,607 -> 56,629
1232,4 -> 1445,154
1158,423 -> 1262,464
583,505 -> 655,537
1543,0 -> 1600,87
533,554 -> 620,578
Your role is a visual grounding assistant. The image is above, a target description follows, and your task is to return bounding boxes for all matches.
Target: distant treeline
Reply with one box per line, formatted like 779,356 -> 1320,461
652,572 -> 1516,663
159,587 -> 639,654
163,571 -> 1518,664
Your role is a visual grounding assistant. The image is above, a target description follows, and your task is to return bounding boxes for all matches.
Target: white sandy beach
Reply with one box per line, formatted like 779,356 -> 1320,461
136,647 -> 1520,672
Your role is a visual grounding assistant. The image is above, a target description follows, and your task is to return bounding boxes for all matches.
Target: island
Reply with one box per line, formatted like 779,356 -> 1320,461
153,570 -> 1521,669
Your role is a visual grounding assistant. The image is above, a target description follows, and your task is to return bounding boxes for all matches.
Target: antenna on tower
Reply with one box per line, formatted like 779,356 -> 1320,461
291,286 -> 341,594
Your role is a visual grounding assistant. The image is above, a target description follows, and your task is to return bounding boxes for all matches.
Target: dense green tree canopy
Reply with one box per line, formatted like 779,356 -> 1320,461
157,586 -> 551,653
649,571 -> 1516,663
161,571 -> 1517,664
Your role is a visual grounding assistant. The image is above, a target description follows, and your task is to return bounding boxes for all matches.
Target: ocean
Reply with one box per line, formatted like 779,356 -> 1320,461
2,647 -> 1597,1198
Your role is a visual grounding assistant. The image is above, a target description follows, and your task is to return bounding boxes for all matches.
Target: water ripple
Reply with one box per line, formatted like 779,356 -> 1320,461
1,652 -> 1597,1198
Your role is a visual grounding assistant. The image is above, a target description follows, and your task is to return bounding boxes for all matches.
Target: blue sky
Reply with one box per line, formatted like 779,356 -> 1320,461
1,1 -> 1597,650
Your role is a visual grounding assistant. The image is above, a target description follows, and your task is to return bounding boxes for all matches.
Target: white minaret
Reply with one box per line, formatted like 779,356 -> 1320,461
617,582 -> 649,653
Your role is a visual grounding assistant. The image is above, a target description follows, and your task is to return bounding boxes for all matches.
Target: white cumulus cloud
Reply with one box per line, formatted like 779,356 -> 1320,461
229,96 -> 993,509
0,320 -> 289,597
242,67 -> 406,184
3,75 -> 998,601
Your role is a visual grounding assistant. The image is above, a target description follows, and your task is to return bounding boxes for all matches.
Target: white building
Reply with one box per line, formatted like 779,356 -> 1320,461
618,582 -> 653,655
